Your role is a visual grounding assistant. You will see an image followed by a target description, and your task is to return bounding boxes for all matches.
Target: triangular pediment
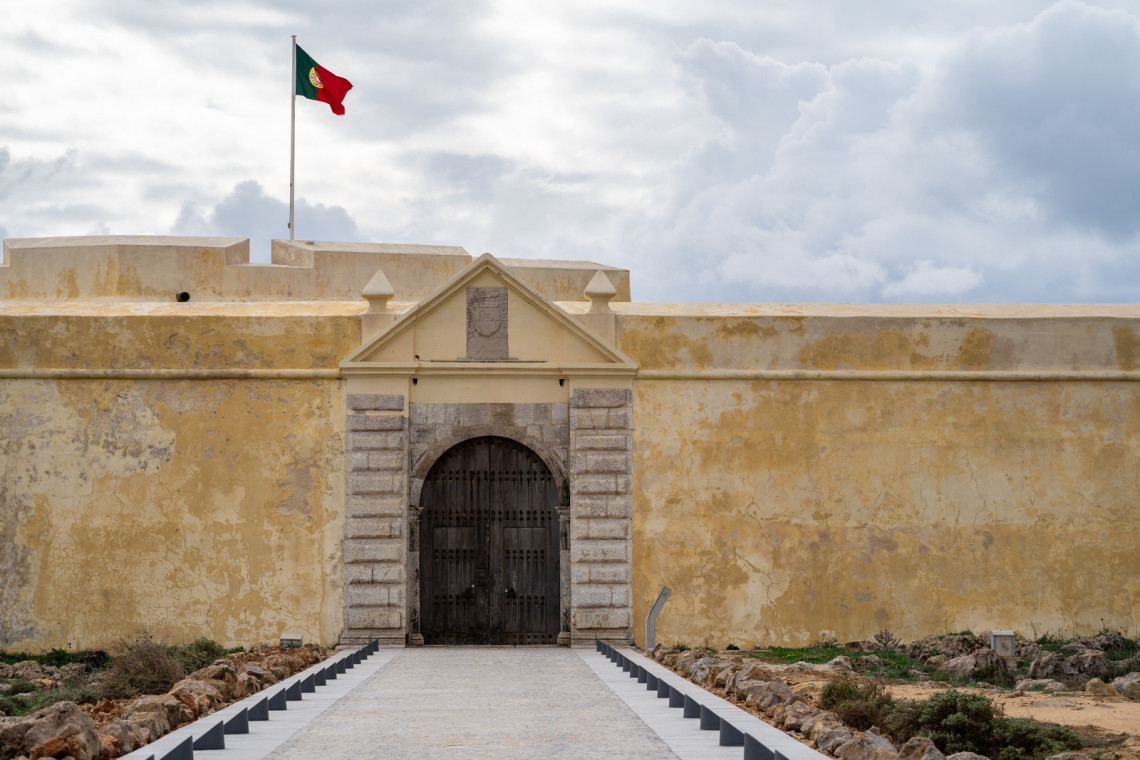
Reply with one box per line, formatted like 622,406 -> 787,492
341,254 -> 636,375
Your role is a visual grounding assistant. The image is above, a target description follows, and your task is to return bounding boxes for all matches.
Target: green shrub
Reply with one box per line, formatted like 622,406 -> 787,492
887,690 -> 1083,760
175,638 -> 229,672
909,690 -> 997,755
0,682 -> 104,717
820,676 -> 895,731
991,718 -> 1081,760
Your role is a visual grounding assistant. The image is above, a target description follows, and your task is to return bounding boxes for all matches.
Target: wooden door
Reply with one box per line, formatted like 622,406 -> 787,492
419,436 -> 560,645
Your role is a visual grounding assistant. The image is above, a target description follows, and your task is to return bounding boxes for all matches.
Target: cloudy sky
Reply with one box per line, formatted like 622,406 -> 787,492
3,0 -> 1140,303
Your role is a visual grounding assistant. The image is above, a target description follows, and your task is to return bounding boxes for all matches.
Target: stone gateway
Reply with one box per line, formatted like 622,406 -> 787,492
0,236 -> 1138,652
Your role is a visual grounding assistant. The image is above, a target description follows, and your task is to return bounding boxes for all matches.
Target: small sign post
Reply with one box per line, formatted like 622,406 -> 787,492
645,587 -> 671,652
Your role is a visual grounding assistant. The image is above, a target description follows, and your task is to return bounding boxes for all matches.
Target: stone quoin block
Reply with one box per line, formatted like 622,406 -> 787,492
573,608 -> 632,630
348,432 -> 405,451
344,564 -> 374,584
569,409 -> 609,430
346,607 -> 403,630
605,408 -> 633,430
584,518 -> 630,540
572,584 -> 613,607
345,494 -> 405,518
571,540 -> 629,563
348,452 -> 372,471
589,563 -> 632,584
344,538 -> 404,564
348,472 -> 404,495
574,432 -> 632,451
573,475 -> 619,495
345,517 -> 402,539
368,451 -> 406,471
370,563 -> 406,584
585,453 -> 632,474
348,394 -> 405,412
348,414 -> 407,432
344,584 -> 389,608
570,388 -> 632,408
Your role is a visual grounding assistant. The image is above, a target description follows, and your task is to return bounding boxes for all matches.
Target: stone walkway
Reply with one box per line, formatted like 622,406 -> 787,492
263,648 -> 680,760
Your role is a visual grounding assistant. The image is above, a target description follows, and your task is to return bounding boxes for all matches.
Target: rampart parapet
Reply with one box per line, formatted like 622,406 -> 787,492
0,236 -> 631,304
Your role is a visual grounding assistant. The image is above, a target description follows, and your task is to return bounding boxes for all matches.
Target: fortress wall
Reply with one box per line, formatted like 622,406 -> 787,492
620,308 -> 1140,647
0,237 -> 629,305
0,306 -> 362,651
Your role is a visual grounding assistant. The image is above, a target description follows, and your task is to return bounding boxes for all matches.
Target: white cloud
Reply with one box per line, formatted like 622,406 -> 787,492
174,181 -> 358,258
881,260 -> 984,298
3,1 -> 1140,303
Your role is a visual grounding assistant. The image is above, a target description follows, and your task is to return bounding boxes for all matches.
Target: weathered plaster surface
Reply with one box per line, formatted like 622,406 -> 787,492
0,378 -> 346,650
623,308 -> 1140,647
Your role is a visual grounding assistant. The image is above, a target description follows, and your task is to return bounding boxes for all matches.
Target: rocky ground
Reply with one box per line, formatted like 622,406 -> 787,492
648,630 -> 1140,760
0,644 -> 332,760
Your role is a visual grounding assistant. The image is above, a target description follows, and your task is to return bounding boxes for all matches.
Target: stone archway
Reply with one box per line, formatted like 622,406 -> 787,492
418,436 -> 561,645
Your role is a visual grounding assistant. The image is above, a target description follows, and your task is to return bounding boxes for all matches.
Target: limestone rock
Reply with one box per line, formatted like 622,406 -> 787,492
1084,678 -> 1118,696
774,700 -> 819,731
1111,672 -> 1140,700
817,723 -> 858,755
0,701 -> 106,760
899,736 -> 946,760
828,656 -> 855,671
943,648 -> 1007,680
98,719 -> 132,756
1028,651 -> 1107,681
9,662 -> 47,680
726,663 -> 771,696
741,679 -> 794,712
1043,752 -> 1084,760
713,664 -> 740,690
946,752 -> 990,760
122,693 -> 185,732
244,664 -> 275,685
687,656 -> 721,684
1014,678 -> 1068,692
836,729 -> 898,760
792,681 -> 823,699
170,679 -> 225,718
806,712 -> 841,740
856,655 -> 883,672
672,650 -> 703,675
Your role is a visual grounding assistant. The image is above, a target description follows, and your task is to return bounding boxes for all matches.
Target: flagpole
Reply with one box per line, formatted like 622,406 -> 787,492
289,35 -> 297,241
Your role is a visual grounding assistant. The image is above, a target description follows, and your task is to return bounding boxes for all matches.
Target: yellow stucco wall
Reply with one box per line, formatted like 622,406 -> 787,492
620,309 -> 1140,648
0,302 -> 361,651
4,238 -> 1138,652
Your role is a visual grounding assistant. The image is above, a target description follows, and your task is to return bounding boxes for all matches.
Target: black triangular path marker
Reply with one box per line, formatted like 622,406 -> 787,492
744,734 -> 774,760
325,664 -> 337,680
314,668 -> 326,686
224,708 -> 249,735
300,674 -> 315,693
267,690 -> 287,710
248,697 -> 269,720
192,721 -> 225,750
343,655 -> 354,670
159,736 -> 193,760
719,720 -> 745,747
285,681 -> 302,701
336,658 -> 346,673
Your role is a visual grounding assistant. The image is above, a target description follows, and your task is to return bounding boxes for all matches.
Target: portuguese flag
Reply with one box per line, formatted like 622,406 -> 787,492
295,44 -> 352,115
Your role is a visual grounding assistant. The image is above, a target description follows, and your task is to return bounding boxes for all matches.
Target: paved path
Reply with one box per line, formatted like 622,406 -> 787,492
264,648 -> 680,760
